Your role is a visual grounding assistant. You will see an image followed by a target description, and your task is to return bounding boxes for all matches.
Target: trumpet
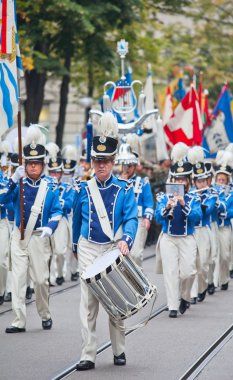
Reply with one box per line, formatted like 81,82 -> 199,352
166,195 -> 178,220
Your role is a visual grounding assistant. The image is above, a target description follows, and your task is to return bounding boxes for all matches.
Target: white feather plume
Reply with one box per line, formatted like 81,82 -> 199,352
216,150 -> 226,165
171,142 -> 189,163
97,112 -> 118,138
45,142 -> 60,160
0,140 -> 11,154
62,145 -> 77,161
187,146 -> 205,164
13,137 -> 25,153
125,133 -> 141,156
24,124 -> 46,146
216,150 -> 233,168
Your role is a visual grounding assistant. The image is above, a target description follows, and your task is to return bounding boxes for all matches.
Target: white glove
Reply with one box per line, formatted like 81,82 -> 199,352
11,165 -> 25,183
40,227 -> 53,238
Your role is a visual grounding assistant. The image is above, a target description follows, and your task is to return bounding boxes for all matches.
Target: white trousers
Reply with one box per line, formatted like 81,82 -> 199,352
219,226 -> 231,286
191,226 -> 211,297
0,219 -> 10,297
78,236 -> 125,362
10,229 -> 52,328
50,217 -> 70,279
208,221 -> 220,286
159,234 -> 197,310
130,218 -> 147,268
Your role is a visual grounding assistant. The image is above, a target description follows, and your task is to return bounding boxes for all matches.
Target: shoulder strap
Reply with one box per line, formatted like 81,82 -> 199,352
21,179 -> 48,249
87,177 -> 113,241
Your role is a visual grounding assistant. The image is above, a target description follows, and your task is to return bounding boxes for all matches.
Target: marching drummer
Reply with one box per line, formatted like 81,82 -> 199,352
155,143 -> 202,318
72,112 -> 138,371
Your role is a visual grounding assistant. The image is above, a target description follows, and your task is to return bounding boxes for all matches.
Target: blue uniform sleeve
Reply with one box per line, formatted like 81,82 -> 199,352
46,189 -> 62,232
121,184 -> 138,250
155,193 -> 170,224
183,196 -> 202,224
225,194 -> 233,219
0,178 -> 18,206
61,185 -> 73,213
201,193 -> 218,216
142,180 -> 154,221
72,181 -> 82,253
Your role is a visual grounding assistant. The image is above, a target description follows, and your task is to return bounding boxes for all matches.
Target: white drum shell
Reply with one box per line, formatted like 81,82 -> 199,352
82,248 -> 157,321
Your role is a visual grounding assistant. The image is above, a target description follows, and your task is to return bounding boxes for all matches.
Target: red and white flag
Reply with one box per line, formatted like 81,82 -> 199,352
1,0 -> 14,54
164,85 -> 203,148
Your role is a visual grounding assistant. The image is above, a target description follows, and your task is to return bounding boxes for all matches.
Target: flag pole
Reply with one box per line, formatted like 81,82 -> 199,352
17,81 -> 24,240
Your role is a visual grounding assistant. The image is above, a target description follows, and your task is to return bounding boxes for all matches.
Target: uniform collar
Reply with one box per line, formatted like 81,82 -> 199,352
95,174 -> 113,188
26,176 -> 42,186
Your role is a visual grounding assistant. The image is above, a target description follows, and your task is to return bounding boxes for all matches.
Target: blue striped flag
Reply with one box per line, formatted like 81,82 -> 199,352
202,84 -> 233,157
0,0 -> 23,137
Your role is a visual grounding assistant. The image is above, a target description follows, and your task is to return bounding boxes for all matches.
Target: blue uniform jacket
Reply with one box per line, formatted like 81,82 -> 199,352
192,189 -> 218,227
46,176 -> 73,219
72,174 -> 138,253
1,176 -> 62,232
131,175 -> 154,221
215,186 -> 233,227
155,192 -> 202,236
0,172 -> 8,220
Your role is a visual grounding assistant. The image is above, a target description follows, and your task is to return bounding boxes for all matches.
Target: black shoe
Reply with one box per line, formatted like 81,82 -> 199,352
4,292 -> 12,302
114,352 -> 126,366
169,310 -> 177,318
190,297 -> 197,304
230,270 -> 233,279
221,282 -> 228,291
76,360 -> 95,371
71,272 -> 79,281
179,298 -> 188,314
42,318 -> 53,330
207,283 -> 215,295
26,286 -> 32,300
56,276 -> 65,286
198,289 -> 207,302
5,326 -> 26,333
0,295 -> 4,305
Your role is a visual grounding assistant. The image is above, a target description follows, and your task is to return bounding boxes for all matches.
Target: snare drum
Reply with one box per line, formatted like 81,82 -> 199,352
81,248 -> 157,321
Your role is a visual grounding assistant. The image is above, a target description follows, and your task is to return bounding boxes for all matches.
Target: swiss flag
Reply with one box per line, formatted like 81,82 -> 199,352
164,85 -> 203,148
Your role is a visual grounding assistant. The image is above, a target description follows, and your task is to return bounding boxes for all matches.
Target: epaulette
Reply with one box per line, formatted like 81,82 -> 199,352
143,176 -> 150,185
124,179 -> 134,193
74,178 -> 82,193
156,192 -> 165,201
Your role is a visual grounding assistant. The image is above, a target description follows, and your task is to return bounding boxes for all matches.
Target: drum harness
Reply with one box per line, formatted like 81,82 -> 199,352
87,177 -> 157,332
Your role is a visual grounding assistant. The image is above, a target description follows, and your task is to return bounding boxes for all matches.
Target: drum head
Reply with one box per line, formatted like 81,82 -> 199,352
82,248 -> 120,280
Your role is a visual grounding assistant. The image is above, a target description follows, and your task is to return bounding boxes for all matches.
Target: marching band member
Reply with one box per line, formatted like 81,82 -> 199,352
1,125 -> 62,333
46,143 -> 73,286
155,143 -> 202,318
188,147 -> 217,304
214,151 -> 233,291
0,149 -> 11,305
205,162 -> 220,294
73,112 -> 138,370
117,135 -> 154,268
